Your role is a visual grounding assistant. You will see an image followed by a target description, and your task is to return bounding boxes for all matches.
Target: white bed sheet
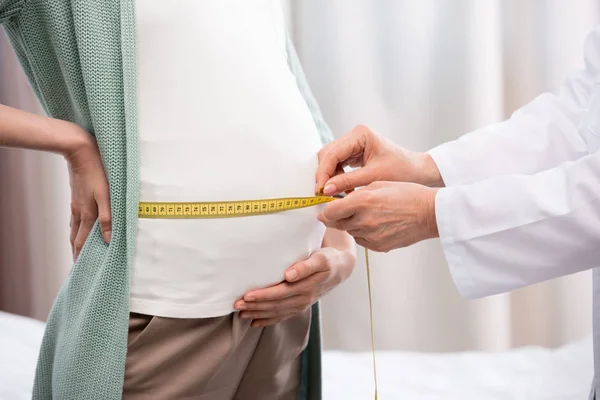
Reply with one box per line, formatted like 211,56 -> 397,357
0,311 -> 45,400
323,339 -> 593,400
0,311 -> 593,400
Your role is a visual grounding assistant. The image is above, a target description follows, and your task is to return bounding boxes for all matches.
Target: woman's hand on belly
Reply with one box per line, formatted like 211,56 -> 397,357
234,229 -> 357,327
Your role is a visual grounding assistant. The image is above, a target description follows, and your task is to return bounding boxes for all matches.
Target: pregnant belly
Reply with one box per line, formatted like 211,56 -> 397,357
131,206 -> 326,318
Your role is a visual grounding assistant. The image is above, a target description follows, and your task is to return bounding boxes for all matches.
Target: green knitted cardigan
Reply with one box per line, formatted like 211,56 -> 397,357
1,1 -> 333,399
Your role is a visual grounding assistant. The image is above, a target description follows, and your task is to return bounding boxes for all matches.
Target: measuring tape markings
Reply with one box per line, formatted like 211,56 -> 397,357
138,195 -> 379,398
138,196 -> 335,219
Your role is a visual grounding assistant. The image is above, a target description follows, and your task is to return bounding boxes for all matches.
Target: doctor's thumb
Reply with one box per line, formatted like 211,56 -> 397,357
322,167 -> 376,196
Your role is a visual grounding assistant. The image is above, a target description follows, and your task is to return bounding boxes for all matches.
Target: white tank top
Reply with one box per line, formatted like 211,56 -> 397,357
131,0 -> 327,318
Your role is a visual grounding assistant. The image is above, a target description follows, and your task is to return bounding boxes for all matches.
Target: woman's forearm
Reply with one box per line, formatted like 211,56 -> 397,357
0,104 -> 90,156
323,227 -> 356,254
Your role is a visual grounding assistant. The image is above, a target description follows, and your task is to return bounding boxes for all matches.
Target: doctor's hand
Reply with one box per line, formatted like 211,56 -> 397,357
316,125 -> 443,196
319,181 -> 439,252
235,229 -> 356,327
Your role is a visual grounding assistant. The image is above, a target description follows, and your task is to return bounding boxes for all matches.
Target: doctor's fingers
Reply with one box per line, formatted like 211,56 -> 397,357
321,167 -> 383,197
320,214 -> 368,233
352,229 -> 409,253
316,139 -> 360,193
318,194 -> 363,224
354,237 -> 387,253
316,125 -> 376,192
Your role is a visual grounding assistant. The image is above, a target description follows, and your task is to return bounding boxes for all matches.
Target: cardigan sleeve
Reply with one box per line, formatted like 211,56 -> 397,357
285,33 -> 335,145
0,0 -> 25,24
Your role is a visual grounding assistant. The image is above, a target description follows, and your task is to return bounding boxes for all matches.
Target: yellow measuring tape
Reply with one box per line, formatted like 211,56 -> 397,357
139,195 -> 379,399
138,196 -> 335,219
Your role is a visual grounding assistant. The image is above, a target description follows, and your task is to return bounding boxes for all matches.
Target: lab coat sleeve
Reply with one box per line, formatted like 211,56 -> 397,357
427,26 -> 600,187
436,149 -> 600,299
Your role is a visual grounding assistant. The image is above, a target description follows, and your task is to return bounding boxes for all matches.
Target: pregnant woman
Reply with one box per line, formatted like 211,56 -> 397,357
0,1 -> 356,399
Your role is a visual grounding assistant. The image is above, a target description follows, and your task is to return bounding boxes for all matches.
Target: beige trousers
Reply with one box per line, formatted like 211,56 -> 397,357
122,309 -> 311,400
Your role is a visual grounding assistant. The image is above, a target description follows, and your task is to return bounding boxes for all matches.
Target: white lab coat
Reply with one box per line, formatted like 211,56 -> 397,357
427,25 -> 600,397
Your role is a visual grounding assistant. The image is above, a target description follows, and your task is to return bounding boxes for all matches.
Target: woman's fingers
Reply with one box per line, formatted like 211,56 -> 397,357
284,251 -> 329,283
65,136 -> 111,260
236,294 -> 313,317
94,186 -> 112,243
243,281 -> 298,303
70,189 -> 110,262
73,200 -> 97,260
70,202 -> 80,261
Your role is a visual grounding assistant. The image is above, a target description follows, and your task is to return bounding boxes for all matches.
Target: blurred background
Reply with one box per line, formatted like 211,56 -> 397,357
1,0 -> 598,354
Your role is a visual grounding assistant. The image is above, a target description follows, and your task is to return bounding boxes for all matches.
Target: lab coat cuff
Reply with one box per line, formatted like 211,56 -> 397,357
434,187 -> 478,299
427,144 -> 464,187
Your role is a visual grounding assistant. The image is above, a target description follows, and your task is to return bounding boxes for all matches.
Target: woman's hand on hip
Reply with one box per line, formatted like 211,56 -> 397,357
235,229 -> 356,327
315,125 -> 443,196
319,181 -> 440,252
63,121 -> 111,261
0,106 -> 110,261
